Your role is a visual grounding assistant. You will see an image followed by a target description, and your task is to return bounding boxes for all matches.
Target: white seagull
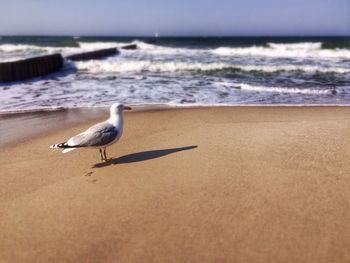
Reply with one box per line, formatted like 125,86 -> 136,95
50,103 -> 132,162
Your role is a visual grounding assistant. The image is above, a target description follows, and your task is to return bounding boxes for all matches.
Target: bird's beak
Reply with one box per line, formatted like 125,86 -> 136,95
124,106 -> 132,110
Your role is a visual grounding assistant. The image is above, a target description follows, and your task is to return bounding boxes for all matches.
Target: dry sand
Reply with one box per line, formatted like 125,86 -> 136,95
1,106 -> 350,263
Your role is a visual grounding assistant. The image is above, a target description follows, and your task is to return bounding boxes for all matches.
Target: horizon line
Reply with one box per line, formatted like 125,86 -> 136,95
1,34 -> 350,38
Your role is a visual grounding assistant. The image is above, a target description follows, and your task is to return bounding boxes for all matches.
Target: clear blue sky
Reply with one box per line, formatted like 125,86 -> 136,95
0,0 -> 349,36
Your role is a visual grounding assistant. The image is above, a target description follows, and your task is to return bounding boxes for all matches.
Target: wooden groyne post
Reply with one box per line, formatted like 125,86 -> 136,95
0,54 -> 63,83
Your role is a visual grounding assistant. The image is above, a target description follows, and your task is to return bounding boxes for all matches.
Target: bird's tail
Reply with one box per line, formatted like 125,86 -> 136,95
50,142 -> 76,153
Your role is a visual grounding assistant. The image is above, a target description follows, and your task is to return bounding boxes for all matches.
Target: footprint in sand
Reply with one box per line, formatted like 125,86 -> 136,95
84,171 -> 94,177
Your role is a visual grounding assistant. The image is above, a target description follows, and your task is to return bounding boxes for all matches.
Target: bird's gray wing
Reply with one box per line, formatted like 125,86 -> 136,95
67,122 -> 118,147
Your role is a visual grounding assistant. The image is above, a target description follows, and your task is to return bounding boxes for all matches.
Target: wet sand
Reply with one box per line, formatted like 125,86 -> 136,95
1,106 -> 350,262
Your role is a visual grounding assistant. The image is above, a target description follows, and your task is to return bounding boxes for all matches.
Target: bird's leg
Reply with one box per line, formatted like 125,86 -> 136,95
99,149 -> 104,161
103,148 -> 109,162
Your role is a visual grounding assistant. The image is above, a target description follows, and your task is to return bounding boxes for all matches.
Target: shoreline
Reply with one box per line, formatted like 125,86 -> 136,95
3,102 -> 350,115
2,104 -> 350,148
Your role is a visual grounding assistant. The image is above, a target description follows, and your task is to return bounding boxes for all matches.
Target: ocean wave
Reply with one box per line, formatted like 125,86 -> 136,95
0,41 -> 133,62
2,41 -> 350,61
77,41 -> 131,50
0,40 -> 155,55
0,44 -> 79,62
131,40 -> 204,56
217,82 -> 331,95
267,42 -> 322,50
75,60 -> 227,73
213,42 -> 350,59
74,59 -> 350,74
134,41 -> 349,58
0,44 -> 48,52
0,41 -> 131,56
236,64 -> 350,74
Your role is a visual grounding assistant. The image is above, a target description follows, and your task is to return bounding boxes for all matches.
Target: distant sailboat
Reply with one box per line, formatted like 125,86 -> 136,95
155,32 -> 159,38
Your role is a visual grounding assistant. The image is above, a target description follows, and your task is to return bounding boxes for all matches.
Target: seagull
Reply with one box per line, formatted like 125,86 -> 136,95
50,103 -> 132,162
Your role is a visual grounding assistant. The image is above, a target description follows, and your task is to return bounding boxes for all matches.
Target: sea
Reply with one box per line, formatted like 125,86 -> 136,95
0,36 -> 350,111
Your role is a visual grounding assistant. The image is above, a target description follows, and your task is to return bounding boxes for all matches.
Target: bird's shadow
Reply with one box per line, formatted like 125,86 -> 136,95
92,145 -> 198,168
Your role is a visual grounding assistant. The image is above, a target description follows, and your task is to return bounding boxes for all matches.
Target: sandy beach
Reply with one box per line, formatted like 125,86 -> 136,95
1,106 -> 350,263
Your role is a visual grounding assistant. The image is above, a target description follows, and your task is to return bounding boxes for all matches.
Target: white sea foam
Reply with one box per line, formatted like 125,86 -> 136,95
2,41 -> 350,61
77,41 -> 127,50
1,40 -> 349,110
128,41 -> 350,60
75,60 -> 228,73
0,44 -> 73,62
74,59 -> 350,74
213,42 -> 350,59
217,82 -> 331,95
0,42 -> 125,53
267,42 -> 322,50
0,44 -> 45,52
131,40 -> 205,56
0,41 -> 131,61
236,64 -> 350,74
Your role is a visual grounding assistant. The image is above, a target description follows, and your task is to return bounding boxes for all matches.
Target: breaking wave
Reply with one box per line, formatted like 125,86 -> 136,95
213,42 -> 350,59
0,41 -> 132,61
2,40 -> 350,61
1,38 -> 349,109
74,59 -> 350,74
217,82 -> 332,95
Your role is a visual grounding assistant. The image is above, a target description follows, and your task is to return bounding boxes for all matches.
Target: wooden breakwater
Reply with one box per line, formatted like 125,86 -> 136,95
66,44 -> 137,61
0,54 -> 63,83
121,44 -> 137,50
66,47 -> 119,61
0,44 -> 138,83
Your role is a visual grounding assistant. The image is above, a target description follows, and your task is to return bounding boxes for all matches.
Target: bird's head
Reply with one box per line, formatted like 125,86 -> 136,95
110,103 -> 132,117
